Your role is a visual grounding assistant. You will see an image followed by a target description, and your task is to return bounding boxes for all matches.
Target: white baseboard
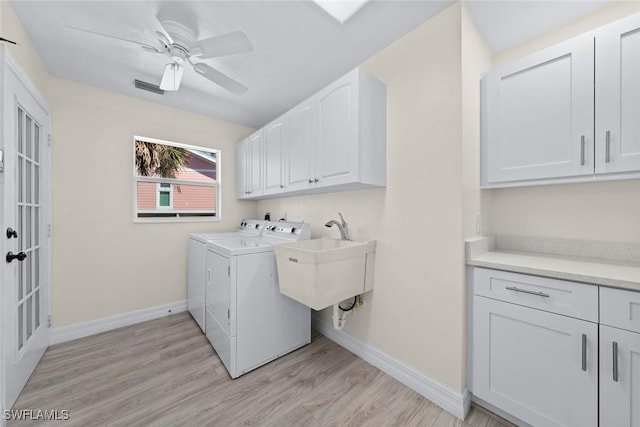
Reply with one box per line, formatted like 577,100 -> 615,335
50,300 -> 187,345
312,314 -> 471,420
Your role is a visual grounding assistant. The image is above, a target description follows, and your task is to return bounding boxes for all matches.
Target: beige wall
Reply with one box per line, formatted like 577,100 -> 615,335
462,6 -> 492,240
488,2 -> 640,244
258,3 -> 472,393
0,2 -> 49,99
50,77 -> 256,327
460,3 -> 492,387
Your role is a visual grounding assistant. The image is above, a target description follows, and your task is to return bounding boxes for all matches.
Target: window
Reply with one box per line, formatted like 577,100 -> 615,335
157,183 -> 172,209
134,136 -> 220,221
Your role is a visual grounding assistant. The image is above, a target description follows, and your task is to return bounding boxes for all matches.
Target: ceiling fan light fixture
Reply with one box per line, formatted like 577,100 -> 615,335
159,62 -> 184,91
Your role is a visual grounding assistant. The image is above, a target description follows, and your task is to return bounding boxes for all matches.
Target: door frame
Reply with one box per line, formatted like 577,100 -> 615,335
0,46 -> 52,416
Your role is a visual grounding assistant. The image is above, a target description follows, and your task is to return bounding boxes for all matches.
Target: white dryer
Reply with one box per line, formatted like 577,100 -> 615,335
187,219 -> 266,332
205,221 -> 311,378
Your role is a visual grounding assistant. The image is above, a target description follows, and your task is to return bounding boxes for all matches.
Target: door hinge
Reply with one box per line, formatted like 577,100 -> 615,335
48,315 -> 52,328
47,134 -> 51,147
47,224 -> 51,238
227,308 -> 230,320
0,149 -> 4,173
228,266 -> 230,276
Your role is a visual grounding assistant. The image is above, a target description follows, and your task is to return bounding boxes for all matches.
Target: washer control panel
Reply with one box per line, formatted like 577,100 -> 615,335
238,219 -> 267,235
263,221 -> 310,241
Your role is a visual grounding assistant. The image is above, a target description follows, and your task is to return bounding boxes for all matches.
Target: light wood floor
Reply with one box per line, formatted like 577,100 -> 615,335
10,312 -> 513,427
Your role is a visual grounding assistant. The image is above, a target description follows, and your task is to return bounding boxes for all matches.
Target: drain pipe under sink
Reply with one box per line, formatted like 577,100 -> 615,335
332,304 -> 346,330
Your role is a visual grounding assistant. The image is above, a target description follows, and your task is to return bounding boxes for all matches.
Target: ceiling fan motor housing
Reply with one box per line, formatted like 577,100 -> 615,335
159,19 -> 196,50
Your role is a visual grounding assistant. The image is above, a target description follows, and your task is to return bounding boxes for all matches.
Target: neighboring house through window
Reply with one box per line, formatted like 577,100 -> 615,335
134,136 -> 220,221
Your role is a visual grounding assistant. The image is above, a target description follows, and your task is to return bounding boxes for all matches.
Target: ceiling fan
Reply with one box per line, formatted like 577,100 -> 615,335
67,12 -> 253,95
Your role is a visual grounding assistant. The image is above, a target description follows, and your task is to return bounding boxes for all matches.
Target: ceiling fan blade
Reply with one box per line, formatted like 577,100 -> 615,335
193,63 -> 248,95
66,27 -> 160,52
193,31 -> 253,59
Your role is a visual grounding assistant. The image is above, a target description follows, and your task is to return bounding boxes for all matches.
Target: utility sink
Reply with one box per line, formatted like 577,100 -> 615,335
274,238 -> 376,310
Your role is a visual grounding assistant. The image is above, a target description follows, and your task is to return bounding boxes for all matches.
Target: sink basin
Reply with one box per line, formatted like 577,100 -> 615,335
274,238 -> 376,310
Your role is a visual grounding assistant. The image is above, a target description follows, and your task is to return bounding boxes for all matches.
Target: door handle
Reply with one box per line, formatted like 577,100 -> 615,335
6,227 -> 17,239
605,130 -> 611,163
6,251 -> 27,263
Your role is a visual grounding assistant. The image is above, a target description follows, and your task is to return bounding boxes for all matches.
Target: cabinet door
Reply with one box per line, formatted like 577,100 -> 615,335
600,325 -> 640,427
236,138 -> 249,199
484,34 -> 594,183
263,118 -> 285,195
595,13 -> 640,175
315,70 -> 359,186
206,250 -> 231,337
248,132 -> 263,196
286,101 -> 314,190
473,296 -> 598,427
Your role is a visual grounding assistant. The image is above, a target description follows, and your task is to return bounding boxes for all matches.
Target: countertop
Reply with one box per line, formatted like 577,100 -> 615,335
466,235 -> 640,292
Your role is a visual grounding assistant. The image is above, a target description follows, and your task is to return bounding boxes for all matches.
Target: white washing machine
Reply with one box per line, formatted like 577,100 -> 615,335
187,219 -> 266,332
205,221 -> 311,378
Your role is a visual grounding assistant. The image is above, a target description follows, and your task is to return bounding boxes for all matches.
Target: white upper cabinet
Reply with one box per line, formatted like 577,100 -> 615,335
595,13 -> 640,175
314,72 -> 359,186
263,117 -> 285,195
248,132 -> 263,197
483,34 -> 595,184
237,67 -> 386,200
236,138 -> 249,199
482,12 -> 640,187
286,100 -> 315,191
236,131 -> 263,199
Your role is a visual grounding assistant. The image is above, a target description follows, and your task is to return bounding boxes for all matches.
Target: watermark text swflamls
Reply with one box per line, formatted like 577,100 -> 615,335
3,409 -> 70,421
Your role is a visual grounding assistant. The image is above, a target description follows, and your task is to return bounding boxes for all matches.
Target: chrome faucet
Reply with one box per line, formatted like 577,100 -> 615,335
325,213 -> 350,240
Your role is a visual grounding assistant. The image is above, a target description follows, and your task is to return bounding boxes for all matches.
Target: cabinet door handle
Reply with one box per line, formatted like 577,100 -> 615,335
605,130 -> 611,163
308,179 -> 313,184
580,135 -> 585,166
505,286 -> 550,298
581,333 -> 587,371
612,341 -> 619,382
314,178 -> 319,183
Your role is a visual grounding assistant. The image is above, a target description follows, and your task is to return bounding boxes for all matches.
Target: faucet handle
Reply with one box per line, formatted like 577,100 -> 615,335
338,212 -> 347,226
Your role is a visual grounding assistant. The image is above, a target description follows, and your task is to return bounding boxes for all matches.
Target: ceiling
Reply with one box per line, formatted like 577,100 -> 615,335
11,0 -> 616,128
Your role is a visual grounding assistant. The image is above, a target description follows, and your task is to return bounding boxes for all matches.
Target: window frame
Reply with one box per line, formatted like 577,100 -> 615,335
133,135 -> 222,223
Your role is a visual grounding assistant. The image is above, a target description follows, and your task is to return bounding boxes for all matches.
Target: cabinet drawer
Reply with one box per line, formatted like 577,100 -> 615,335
600,287 -> 640,333
473,268 -> 598,322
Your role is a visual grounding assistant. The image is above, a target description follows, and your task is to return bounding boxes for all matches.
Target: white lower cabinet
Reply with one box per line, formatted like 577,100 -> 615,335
599,325 -> 640,427
599,287 -> 640,427
473,296 -> 598,427
472,267 -> 640,426
472,267 -> 601,427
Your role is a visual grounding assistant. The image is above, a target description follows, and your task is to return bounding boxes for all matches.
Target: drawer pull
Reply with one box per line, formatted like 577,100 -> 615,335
505,286 -> 550,298
582,334 -> 587,371
612,341 -> 619,382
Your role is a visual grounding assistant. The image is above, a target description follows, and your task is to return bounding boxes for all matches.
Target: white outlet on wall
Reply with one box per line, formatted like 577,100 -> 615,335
475,213 -> 482,234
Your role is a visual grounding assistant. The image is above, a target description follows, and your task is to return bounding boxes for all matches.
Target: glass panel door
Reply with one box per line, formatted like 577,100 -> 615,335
16,105 -> 42,353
